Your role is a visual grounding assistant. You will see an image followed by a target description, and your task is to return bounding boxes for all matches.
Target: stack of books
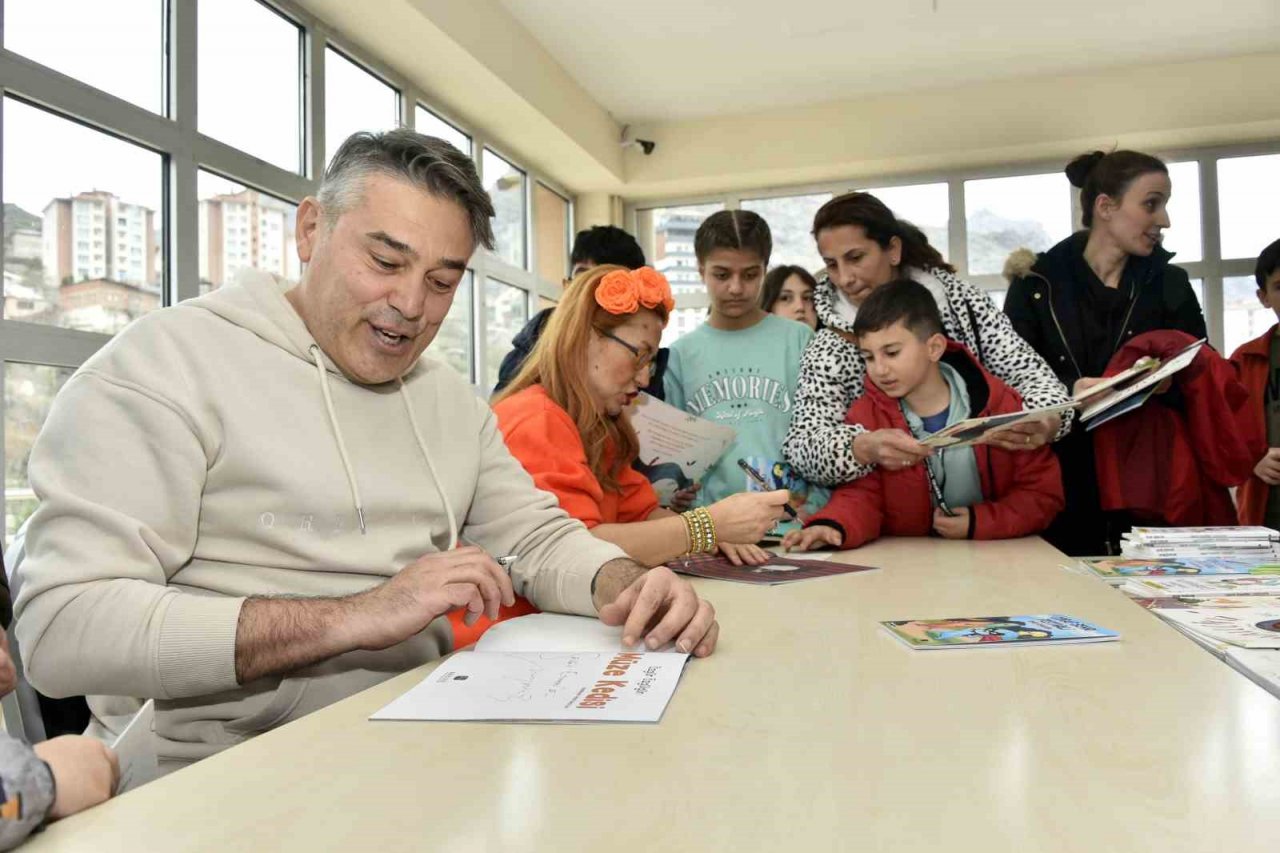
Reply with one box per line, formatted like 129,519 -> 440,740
1120,526 -> 1280,561
1076,528 -> 1280,698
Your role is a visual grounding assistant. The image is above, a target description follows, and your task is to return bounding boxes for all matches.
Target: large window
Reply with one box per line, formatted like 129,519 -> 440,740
4,363 -> 74,543
2,98 -> 164,335
415,106 -> 471,157
740,193 -> 831,271
197,171 -> 299,296
484,278 -> 528,390
324,48 -> 400,167
199,0 -> 303,173
484,149 -> 528,270
5,0 -> 164,113
1218,154 -> 1280,261
860,182 -> 950,261
534,184 -> 570,285
1,0 -> 571,544
964,173 -> 1072,276
631,145 -> 1276,353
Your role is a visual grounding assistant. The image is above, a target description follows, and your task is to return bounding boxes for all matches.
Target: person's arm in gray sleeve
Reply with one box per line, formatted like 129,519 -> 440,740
0,735 -> 55,850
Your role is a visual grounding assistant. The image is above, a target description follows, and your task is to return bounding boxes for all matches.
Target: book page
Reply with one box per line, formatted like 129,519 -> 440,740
110,699 -> 157,794
475,613 -> 672,653
918,401 -> 1077,449
1079,339 -> 1204,422
370,651 -> 690,723
628,393 -> 736,503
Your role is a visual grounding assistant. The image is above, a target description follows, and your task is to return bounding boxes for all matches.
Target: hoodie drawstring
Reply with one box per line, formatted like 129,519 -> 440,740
398,379 -> 458,551
309,345 -> 367,535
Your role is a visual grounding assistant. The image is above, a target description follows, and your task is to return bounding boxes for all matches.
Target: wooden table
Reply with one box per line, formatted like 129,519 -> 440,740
28,538 -> 1280,851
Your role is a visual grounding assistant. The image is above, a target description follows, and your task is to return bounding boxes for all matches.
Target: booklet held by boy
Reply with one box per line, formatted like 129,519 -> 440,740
370,614 -> 689,723
629,392 -> 735,505
881,614 -> 1119,649
917,401 -> 1077,449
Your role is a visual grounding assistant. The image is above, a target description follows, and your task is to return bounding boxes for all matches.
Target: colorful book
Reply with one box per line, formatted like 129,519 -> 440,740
1119,575 -> 1280,598
1132,593 -> 1280,611
880,614 -> 1119,650
1154,607 -> 1280,649
1078,338 -> 1204,427
1082,557 -> 1280,580
917,402 -> 1077,449
668,553 -> 877,585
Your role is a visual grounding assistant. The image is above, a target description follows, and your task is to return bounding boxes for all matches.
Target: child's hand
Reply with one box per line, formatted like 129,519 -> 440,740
781,525 -> 843,552
669,483 -> 700,512
718,542 -> 771,566
932,507 -> 970,540
1255,448 -> 1280,486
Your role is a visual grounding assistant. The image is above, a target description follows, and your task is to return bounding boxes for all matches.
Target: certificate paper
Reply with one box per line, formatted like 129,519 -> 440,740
370,651 -> 689,723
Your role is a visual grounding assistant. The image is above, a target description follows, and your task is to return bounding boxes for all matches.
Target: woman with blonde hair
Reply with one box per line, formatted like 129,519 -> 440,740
494,265 -> 790,567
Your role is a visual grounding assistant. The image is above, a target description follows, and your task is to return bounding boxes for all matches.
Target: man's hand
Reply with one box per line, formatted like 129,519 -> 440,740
595,561 -> 718,657
932,507 -> 971,540
781,526 -> 844,552
348,547 -> 515,651
985,414 -> 1060,451
1256,448 -> 1280,486
34,737 -> 119,820
852,429 -> 931,470
0,632 -> 18,697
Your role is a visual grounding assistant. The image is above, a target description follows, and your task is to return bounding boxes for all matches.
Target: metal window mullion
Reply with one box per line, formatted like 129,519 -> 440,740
0,50 -> 183,154
1199,156 -> 1225,351
169,0 -> 199,305
306,28 -> 326,181
948,178 -> 968,276
193,135 -> 314,202
0,321 -> 110,366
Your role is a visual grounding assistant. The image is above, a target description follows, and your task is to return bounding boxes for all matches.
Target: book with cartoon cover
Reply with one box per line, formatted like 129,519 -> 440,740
1119,574 -> 1280,598
1082,557 -> 1280,581
1155,607 -> 1280,649
880,614 -> 1119,650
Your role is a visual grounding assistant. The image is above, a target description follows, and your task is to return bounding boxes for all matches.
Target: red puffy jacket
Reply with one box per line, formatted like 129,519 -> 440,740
1092,331 -> 1263,526
1229,324 -> 1276,526
806,342 -> 1064,548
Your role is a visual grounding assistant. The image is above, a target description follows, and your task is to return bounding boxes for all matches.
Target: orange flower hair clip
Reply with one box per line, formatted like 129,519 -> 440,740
595,267 -> 676,316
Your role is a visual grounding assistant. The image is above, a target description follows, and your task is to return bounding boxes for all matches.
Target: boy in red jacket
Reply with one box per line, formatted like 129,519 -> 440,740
1229,238 -> 1280,527
782,279 -> 1064,551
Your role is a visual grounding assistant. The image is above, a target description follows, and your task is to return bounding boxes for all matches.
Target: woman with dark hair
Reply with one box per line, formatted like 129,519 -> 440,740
760,265 -> 819,330
783,192 -> 1071,490
1003,150 -> 1207,555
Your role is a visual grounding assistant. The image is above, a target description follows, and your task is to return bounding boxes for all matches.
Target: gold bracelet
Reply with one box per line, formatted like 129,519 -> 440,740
680,510 -> 697,555
681,507 -> 717,554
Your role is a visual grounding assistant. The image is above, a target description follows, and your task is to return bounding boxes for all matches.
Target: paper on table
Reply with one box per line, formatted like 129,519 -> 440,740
110,699 -> 157,794
475,613 -> 674,653
628,392 -> 735,504
370,651 -> 690,723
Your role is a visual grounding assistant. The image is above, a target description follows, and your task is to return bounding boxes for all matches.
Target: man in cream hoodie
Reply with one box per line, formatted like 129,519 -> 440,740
13,130 -> 719,769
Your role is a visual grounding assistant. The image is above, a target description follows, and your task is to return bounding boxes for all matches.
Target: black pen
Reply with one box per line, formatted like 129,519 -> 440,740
736,459 -> 798,519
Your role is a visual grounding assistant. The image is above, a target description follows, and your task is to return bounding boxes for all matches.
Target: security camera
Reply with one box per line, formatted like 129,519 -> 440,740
619,125 -> 656,156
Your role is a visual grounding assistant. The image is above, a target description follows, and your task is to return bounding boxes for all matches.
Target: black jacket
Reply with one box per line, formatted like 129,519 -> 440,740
1003,232 -> 1207,389
492,306 -> 669,400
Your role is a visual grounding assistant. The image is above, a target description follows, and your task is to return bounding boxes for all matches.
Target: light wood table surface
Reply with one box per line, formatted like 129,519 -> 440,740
28,537 -> 1280,852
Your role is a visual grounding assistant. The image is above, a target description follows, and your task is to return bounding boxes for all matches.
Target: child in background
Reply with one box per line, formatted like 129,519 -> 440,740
664,211 -> 827,529
761,265 -> 819,330
782,279 -> 1063,552
1229,238 -> 1280,527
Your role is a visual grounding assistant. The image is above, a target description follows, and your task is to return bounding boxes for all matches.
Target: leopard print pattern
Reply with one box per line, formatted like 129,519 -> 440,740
783,267 -> 1074,487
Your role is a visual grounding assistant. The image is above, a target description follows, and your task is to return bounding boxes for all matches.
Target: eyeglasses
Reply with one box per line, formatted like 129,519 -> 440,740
596,328 -> 656,372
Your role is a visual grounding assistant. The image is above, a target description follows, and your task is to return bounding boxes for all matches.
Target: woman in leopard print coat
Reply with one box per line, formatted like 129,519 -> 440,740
783,192 -> 1072,488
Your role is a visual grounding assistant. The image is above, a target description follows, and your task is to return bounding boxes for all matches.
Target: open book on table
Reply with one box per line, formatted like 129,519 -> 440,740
1076,338 -> 1206,429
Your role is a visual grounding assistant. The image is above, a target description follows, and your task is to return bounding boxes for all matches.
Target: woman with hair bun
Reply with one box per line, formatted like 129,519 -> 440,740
1003,150 -> 1207,555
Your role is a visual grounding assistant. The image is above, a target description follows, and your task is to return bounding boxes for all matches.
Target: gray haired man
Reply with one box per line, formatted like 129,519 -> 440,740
14,130 -> 719,769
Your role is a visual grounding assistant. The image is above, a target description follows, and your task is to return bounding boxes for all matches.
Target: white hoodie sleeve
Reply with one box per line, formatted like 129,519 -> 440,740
459,405 -> 628,617
14,369 -> 244,701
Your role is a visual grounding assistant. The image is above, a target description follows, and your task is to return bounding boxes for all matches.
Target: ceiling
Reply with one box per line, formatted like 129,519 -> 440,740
497,0 -> 1280,123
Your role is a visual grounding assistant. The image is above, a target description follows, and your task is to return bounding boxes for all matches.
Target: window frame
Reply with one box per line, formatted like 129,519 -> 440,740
1,0 -> 575,541
626,142 -> 1277,348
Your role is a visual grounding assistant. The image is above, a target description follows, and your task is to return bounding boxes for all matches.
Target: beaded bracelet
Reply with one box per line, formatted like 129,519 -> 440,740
681,506 -> 717,554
